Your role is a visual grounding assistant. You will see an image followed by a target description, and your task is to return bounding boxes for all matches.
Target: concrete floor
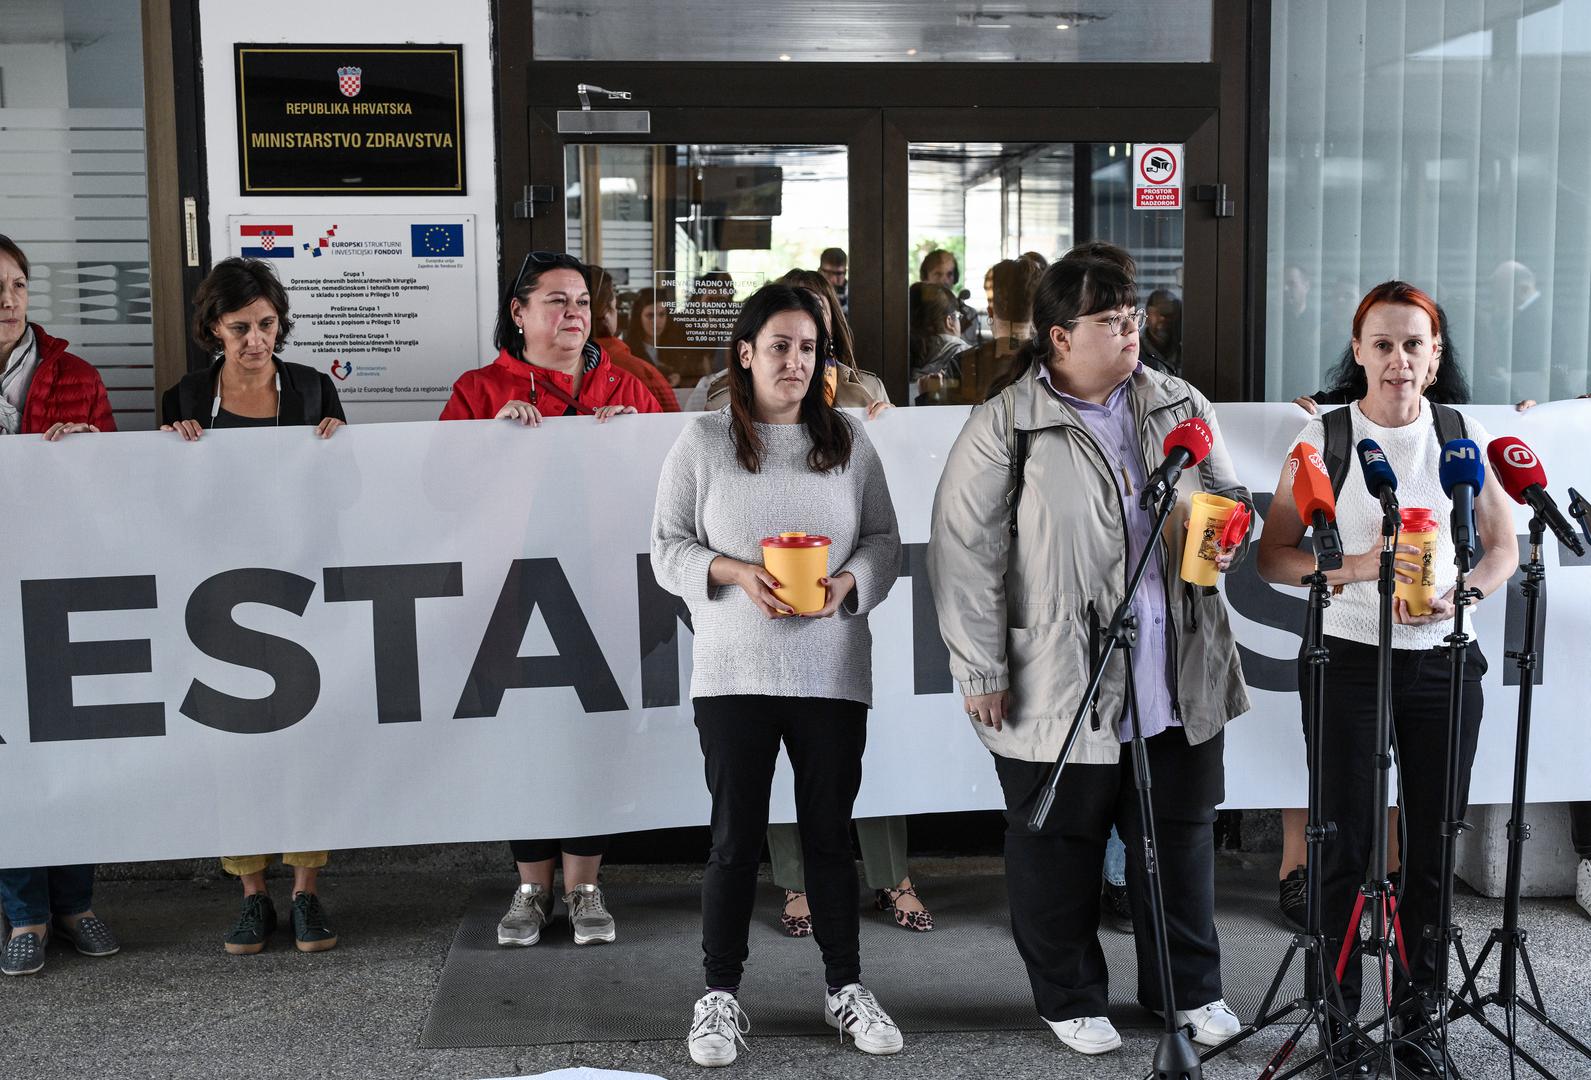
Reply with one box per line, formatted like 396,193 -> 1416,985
1,859 -> 1588,1080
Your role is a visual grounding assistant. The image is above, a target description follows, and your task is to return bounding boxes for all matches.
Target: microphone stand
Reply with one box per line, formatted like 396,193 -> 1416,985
1444,516 -> 1591,1079
1198,513 -> 1376,1079
1324,499 -> 1411,1076
1390,512 -> 1482,1077
1026,478 -> 1201,1080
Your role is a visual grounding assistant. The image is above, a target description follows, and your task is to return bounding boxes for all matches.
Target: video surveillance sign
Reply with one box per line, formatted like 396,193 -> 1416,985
1133,143 -> 1183,210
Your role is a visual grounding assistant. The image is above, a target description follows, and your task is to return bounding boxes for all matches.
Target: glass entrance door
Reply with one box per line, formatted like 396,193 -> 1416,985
561,142 -> 848,401
524,106 -> 1219,406
905,140 -> 1189,405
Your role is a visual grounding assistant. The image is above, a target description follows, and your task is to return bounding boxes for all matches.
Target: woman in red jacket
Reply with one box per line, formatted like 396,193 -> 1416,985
441,250 -> 658,950
0,234 -> 115,440
1,233 -> 121,977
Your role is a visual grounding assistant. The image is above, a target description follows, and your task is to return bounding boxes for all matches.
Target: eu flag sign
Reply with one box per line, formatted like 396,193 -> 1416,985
410,224 -> 464,258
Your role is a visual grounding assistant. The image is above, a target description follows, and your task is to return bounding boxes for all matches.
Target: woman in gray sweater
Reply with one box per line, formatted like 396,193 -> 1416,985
651,283 -> 903,1068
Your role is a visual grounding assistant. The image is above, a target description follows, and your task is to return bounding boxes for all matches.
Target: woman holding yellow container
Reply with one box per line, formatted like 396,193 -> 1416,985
1256,280 -> 1517,1072
651,282 -> 904,1067
928,254 -> 1252,1056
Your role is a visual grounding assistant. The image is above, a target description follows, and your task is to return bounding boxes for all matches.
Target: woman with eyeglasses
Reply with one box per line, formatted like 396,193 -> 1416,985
440,251 -> 659,950
928,255 -> 1252,1057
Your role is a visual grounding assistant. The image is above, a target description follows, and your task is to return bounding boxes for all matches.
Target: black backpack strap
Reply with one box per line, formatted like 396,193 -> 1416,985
1002,384 -> 1031,537
1430,401 -> 1468,446
1322,405 -> 1354,498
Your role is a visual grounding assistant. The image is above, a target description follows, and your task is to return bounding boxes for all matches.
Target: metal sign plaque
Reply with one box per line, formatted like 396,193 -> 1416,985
234,43 -> 465,196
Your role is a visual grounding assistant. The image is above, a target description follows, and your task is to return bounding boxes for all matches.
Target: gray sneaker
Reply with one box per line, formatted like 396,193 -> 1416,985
564,883 -> 616,945
497,883 -> 554,946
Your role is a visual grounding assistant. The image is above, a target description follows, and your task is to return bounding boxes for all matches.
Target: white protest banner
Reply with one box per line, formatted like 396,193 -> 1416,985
2,403 -> 1589,867
228,214 -> 478,403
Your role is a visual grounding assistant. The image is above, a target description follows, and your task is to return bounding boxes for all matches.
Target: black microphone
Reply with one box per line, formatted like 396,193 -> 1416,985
1439,439 -> 1484,569
1356,438 -> 1400,519
1569,487 -> 1591,548
1139,417 -> 1213,510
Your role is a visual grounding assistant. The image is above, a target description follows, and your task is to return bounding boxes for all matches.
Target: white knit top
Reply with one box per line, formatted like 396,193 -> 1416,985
1288,400 -> 1493,650
650,409 -> 901,705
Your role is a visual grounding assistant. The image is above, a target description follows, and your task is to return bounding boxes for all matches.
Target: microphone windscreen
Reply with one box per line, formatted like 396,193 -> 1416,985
1438,439 -> 1485,497
1355,438 -> 1399,493
1487,436 -> 1548,505
1163,417 -> 1213,465
1288,442 -> 1336,525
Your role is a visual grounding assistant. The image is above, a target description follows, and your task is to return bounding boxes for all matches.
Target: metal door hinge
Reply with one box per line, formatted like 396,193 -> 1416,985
1192,183 -> 1234,218
513,184 -> 556,220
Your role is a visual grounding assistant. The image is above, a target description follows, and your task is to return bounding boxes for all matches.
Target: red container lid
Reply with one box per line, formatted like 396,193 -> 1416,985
1399,507 -> 1439,533
761,532 -> 831,548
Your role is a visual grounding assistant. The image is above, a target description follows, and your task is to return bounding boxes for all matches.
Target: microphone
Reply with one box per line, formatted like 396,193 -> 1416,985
1356,439 -> 1400,520
1487,437 -> 1587,557
1288,441 -> 1342,570
1569,487 -> 1591,548
1439,439 -> 1484,569
1139,417 -> 1213,510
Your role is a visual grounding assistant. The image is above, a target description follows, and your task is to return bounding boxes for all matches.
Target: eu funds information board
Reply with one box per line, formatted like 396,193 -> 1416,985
228,214 -> 478,404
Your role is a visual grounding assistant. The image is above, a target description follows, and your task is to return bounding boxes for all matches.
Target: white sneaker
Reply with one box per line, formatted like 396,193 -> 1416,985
1176,998 -> 1242,1046
1577,858 -> 1590,919
824,983 -> 904,1055
1045,1015 -> 1122,1055
688,991 -> 750,1067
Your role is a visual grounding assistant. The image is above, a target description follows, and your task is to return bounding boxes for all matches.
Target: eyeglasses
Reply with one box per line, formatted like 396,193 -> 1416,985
1066,309 -> 1146,337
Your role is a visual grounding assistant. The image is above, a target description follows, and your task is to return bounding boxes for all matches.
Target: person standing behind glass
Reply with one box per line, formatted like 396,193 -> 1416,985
1257,280 -> 1517,1075
0,233 -> 121,977
158,257 -> 345,954
652,283 -> 904,1067
929,255 -> 1251,1057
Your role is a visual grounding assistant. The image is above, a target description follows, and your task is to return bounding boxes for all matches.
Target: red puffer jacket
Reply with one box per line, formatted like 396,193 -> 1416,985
439,344 -> 663,420
19,325 -> 116,433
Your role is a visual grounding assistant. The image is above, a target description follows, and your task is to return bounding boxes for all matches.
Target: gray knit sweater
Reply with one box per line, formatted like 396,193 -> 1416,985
650,408 -> 901,705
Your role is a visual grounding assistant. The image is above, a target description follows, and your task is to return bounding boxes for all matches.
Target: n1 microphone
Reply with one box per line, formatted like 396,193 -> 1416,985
1356,438 -> 1400,519
1569,487 -> 1591,548
1487,437 -> 1586,557
1439,439 -> 1484,567
1139,417 -> 1213,510
1288,441 -> 1343,569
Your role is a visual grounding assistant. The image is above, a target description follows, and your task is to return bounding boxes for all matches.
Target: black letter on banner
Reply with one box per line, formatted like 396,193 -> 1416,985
899,543 -> 954,695
181,569 -> 320,734
323,563 -> 463,722
454,558 -> 627,716
636,554 -> 692,708
1217,493 -> 1307,693
20,576 -> 163,742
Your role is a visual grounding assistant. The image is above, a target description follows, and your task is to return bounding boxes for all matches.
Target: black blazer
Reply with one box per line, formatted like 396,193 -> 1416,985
160,358 -> 347,428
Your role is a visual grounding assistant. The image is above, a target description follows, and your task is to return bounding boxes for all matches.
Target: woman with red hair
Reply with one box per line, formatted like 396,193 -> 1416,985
1257,281 -> 1517,1075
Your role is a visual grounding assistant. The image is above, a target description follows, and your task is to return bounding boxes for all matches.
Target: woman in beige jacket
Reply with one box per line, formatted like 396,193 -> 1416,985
927,255 -> 1251,1057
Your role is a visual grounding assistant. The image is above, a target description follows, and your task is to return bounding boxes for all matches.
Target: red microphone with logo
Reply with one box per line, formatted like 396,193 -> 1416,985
1138,416 -> 1213,510
1288,441 -> 1344,569
1487,436 -> 1586,556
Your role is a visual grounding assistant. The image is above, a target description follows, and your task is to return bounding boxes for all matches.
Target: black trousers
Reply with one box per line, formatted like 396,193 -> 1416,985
508,836 -> 610,864
1571,802 -> 1591,860
994,729 -> 1225,1022
1308,636 -> 1484,1017
694,694 -> 868,990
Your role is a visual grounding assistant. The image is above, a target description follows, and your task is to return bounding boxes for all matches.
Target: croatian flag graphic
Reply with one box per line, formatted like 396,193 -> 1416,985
240,224 -> 295,258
